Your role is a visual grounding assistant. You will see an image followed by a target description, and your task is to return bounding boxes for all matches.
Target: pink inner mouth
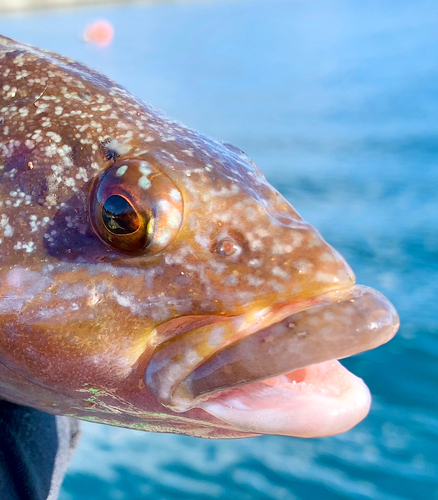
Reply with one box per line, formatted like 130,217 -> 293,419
197,359 -> 371,438
270,368 -> 307,385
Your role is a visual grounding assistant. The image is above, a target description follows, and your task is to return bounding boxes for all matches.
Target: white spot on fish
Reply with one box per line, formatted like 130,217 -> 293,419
272,266 -> 290,281
104,138 -> 132,156
170,189 -> 182,201
116,165 -> 128,177
222,274 -> 238,286
246,275 -> 264,287
315,271 -> 337,283
138,176 -> 151,190
293,259 -> 314,274
154,230 -> 172,247
0,214 -> 13,237
139,162 -> 152,176
209,326 -> 225,348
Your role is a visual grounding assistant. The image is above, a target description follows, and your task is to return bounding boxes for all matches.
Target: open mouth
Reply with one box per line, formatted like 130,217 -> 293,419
145,285 -> 399,437
196,360 -> 372,437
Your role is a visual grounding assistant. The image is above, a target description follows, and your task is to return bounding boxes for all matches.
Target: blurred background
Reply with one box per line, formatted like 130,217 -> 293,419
1,0 -> 437,498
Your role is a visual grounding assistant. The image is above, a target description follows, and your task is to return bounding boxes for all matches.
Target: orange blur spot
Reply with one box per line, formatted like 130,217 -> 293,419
83,20 -> 114,47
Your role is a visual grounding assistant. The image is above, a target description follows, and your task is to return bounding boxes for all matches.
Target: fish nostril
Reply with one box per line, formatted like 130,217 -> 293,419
216,238 -> 241,258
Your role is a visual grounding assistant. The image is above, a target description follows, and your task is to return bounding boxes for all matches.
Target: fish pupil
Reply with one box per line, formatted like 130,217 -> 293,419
102,195 -> 140,235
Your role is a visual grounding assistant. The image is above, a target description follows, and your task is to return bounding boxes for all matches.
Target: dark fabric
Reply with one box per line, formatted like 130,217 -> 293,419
0,400 -> 58,500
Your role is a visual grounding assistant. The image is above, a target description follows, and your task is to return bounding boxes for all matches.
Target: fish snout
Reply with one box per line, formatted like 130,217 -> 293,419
242,186 -> 357,302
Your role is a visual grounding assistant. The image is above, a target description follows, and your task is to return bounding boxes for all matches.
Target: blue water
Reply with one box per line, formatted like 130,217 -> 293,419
1,0 -> 437,498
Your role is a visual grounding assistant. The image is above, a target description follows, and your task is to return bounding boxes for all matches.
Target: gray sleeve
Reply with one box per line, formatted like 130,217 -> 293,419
0,400 -> 80,500
47,416 -> 80,500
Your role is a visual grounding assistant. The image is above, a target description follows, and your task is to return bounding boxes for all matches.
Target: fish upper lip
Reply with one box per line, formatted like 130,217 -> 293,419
144,284 -> 399,412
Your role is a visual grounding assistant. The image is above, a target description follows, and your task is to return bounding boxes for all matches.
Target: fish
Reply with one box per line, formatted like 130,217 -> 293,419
0,34 -> 399,439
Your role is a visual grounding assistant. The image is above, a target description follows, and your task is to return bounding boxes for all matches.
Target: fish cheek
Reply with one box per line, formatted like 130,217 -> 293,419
43,190 -> 114,262
0,300 -> 141,390
18,167 -> 49,206
0,319 -> 68,386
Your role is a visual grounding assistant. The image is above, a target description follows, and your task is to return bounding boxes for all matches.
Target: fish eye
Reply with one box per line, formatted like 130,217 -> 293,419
90,160 -> 183,255
102,195 -> 140,235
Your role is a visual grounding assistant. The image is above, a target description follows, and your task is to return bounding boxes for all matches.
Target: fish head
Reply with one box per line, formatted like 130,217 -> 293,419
0,35 -> 399,438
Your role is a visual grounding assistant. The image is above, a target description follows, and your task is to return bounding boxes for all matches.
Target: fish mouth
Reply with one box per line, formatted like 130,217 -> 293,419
144,285 -> 399,437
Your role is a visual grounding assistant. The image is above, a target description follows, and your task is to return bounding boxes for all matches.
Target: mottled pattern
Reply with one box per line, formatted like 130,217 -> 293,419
0,35 -> 367,438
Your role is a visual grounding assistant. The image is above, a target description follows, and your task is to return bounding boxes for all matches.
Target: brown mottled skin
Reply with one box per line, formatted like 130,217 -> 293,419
0,35 -> 397,438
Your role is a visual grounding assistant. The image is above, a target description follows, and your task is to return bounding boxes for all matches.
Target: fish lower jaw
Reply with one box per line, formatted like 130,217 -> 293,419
195,359 -> 371,438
